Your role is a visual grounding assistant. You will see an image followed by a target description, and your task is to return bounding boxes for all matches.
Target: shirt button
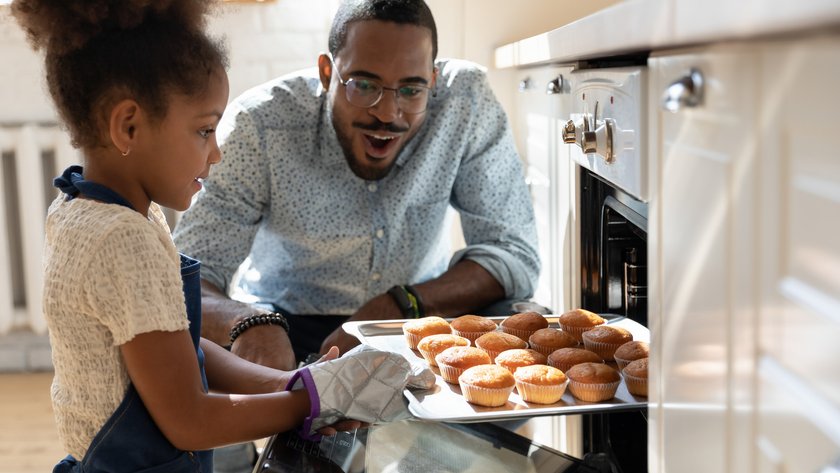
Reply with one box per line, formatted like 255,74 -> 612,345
371,273 -> 382,281
368,183 -> 378,192
375,229 -> 385,239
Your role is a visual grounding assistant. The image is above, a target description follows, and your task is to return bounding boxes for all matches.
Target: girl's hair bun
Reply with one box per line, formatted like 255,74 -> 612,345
12,0 -> 212,56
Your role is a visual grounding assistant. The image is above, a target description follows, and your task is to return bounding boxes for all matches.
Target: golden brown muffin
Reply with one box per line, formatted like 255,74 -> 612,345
613,341 -> 649,371
500,311 -> 549,342
458,364 -> 515,407
528,328 -> 579,357
435,346 -> 493,384
417,334 -> 470,367
622,357 -> 648,397
474,331 -> 528,362
402,316 -> 452,350
565,362 -> 621,402
513,364 -> 569,404
494,348 -> 547,374
547,347 -> 605,373
450,315 -> 498,345
557,309 -> 605,342
581,325 -> 633,361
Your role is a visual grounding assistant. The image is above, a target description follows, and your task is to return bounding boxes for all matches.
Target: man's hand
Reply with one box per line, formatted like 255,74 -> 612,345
231,324 -> 296,371
319,327 -> 360,355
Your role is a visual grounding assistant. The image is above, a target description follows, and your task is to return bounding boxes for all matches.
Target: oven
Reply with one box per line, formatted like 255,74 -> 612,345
563,63 -> 650,472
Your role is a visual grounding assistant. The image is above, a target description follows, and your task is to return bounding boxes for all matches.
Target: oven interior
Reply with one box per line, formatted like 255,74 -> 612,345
579,167 -> 649,472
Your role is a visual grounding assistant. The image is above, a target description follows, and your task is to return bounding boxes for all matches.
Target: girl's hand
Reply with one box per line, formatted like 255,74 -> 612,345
317,419 -> 370,436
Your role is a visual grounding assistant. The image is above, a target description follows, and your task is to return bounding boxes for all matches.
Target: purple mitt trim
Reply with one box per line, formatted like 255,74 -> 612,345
285,368 -> 322,441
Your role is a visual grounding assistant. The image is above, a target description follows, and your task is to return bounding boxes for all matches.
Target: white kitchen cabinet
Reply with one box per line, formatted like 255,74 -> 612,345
755,36 -> 840,473
649,35 -> 840,473
512,65 -> 576,313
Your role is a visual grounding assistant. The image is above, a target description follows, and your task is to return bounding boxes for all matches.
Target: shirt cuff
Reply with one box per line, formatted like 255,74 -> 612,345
448,244 -> 537,300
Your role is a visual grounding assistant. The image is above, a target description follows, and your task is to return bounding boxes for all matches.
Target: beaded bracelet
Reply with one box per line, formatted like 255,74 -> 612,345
228,312 -> 290,346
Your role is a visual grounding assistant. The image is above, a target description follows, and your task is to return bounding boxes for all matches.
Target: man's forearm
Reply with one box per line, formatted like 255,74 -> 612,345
412,260 -> 505,317
200,279 -> 256,346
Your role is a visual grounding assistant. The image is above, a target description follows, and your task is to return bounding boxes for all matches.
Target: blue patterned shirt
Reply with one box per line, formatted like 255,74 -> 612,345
173,59 -> 540,315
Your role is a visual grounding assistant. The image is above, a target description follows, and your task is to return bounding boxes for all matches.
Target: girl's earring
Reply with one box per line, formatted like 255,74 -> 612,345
121,148 -> 130,157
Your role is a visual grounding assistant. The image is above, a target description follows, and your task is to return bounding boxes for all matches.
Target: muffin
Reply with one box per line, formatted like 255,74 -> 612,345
622,357 -> 648,397
458,364 -> 515,407
450,315 -> 498,345
417,334 -> 470,367
435,346 -> 492,384
474,331 -> 528,362
514,364 -> 569,404
581,325 -> 633,361
557,309 -> 605,342
494,349 -> 547,374
547,348 -> 605,373
565,362 -> 621,402
500,311 -> 549,342
613,341 -> 650,371
403,316 -> 451,350
529,328 -> 578,357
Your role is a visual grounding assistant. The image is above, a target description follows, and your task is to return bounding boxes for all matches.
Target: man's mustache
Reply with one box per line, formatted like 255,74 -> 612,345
353,120 -> 409,134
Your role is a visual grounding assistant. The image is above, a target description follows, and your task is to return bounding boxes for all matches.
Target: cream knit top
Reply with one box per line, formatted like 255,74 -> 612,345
43,195 -> 189,459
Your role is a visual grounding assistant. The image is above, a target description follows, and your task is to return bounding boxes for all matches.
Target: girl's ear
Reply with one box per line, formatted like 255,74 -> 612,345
318,53 -> 333,91
108,99 -> 140,157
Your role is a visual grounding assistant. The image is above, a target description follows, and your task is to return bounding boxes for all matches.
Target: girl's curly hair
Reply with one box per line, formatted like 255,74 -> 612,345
11,0 -> 229,149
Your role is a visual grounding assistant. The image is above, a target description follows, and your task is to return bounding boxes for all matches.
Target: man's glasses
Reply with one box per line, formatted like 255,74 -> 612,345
332,65 -> 433,115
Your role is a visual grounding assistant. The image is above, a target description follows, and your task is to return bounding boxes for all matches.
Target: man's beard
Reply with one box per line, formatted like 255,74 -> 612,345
333,115 -> 410,181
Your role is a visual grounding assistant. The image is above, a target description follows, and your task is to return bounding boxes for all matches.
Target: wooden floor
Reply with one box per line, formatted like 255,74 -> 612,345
0,372 -> 65,473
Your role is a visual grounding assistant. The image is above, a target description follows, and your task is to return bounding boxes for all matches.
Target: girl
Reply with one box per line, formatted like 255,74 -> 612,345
11,1 -> 425,472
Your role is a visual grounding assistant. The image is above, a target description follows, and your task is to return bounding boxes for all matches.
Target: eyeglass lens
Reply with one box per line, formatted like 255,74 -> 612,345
345,78 -> 430,114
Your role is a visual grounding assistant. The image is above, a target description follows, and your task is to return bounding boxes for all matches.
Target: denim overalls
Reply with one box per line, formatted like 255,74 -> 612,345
52,166 -> 213,473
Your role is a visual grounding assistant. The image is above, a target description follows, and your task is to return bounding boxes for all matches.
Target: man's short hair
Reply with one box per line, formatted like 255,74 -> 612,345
328,0 -> 438,62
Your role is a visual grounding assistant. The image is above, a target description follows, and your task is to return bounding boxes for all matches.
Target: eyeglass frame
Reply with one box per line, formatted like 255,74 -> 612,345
330,59 -> 436,115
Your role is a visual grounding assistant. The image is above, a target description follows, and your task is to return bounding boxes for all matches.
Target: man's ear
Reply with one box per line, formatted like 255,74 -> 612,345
318,54 -> 333,91
108,99 -> 141,156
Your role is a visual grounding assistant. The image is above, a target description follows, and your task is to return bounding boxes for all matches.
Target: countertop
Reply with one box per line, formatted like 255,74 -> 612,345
495,0 -> 840,68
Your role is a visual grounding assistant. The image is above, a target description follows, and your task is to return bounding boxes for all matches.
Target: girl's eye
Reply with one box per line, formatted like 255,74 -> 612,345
198,128 -> 215,139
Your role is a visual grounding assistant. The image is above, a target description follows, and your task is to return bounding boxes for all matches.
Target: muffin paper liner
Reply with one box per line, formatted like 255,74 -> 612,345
515,379 -> 569,404
452,329 -> 493,346
582,338 -> 625,361
530,342 -> 573,357
437,363 -> 468,384
500,326 -> 538,342
404,332 -> 423,350
458,381 -> 514,407
567,380 -> 621,402
558,324 -> 598,342
623,373 -> 648,397
614,355 -> 639,371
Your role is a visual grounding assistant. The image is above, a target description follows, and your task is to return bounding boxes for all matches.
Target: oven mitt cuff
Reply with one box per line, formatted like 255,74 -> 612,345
285,345 -> 435,440
284,368 -> 322,441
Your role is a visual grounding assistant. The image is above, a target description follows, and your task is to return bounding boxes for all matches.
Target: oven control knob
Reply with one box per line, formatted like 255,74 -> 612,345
562,119 -> 577,144
579,119 -> 615,163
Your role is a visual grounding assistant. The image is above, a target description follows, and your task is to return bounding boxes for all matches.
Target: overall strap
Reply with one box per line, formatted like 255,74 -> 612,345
54,165 -> 135,210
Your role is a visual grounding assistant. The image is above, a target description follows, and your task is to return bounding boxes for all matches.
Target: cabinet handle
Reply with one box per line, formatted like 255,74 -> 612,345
518,77 -> 532,92
546,75 -> 564,95
662,68 -> 704,112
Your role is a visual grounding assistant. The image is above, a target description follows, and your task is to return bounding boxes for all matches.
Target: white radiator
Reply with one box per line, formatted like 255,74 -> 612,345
0,124 -> 79,336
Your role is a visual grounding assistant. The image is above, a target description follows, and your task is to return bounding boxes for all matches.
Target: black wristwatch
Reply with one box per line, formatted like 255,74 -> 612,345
387,285 -> 417,319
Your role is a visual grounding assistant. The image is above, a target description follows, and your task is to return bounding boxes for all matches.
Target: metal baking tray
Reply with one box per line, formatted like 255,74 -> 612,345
343,315 -> 648,423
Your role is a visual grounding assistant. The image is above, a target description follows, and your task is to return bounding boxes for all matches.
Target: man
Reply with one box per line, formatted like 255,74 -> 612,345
174,0 -> 539,370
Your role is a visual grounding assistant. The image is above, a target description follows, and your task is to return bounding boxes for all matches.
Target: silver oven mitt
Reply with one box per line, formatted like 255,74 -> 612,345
284,345 -> 435,440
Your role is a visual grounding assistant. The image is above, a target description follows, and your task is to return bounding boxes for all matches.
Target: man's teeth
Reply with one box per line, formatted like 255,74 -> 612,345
369,134 -> 395,140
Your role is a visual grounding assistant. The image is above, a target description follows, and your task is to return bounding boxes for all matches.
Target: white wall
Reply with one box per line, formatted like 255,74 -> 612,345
0,0 -> 617,371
